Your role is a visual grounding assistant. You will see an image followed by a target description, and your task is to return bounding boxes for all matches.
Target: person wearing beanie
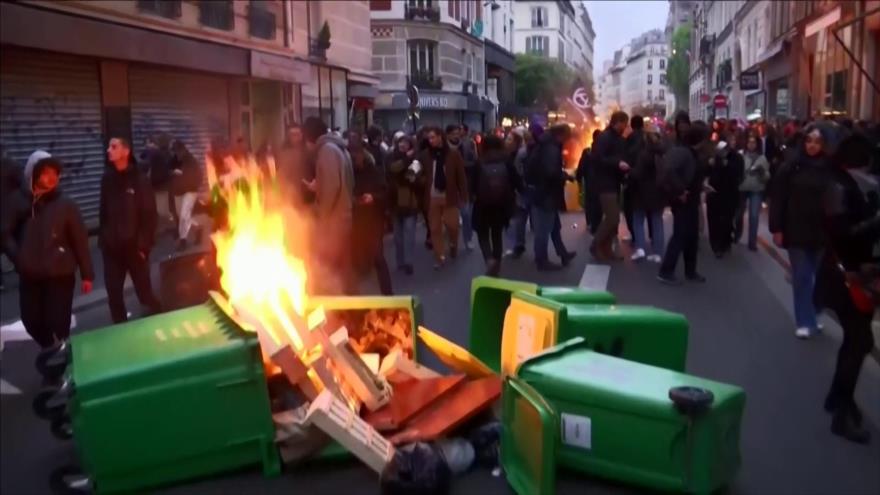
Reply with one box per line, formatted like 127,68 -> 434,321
1,155 -> 94,351
99,137 -> 162,323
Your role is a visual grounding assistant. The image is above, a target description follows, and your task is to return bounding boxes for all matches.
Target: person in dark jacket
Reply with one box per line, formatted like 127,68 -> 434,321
100,137 -> 162,323
591,111 -> 631,262
576,129 -> 604,235
139,135 -> 177,234
630,125 -> 667,262
275,124 -> 313,208
623,115 -> 645,242
2,156 -> 93,348
387,135 -> 424,275
657,114 -> 709,284
814,136 -> 879,444
349,130 -> 392,295
169,140 -> 203,251
472,135 -> 524,276
505,130 -> 530,258
421,127 -> 469,269
529,124 -> 577,271
769,124 -> 836,339
706,132 -> 745,258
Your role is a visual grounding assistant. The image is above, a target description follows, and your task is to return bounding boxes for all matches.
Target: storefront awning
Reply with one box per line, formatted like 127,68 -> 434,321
251,51 -> 311,84
349,84 -> 379,99
348,70 -> 380,86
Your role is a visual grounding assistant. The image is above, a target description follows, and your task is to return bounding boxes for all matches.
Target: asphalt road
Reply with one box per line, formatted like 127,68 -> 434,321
2,213 -> 879,495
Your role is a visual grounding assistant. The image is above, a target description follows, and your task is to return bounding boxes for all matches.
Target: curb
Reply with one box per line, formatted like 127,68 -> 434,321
757,234 -> 880,364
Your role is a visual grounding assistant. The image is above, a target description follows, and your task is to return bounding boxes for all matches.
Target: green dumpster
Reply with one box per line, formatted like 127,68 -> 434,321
514,338 -> 746,495
501,376 -> 557,495
70,299 -> 280,494
469,277 -> 614,372
559,304 -> 689,372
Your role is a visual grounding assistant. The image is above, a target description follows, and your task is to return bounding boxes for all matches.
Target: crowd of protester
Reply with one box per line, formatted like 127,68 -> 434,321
0,110 -> 877,444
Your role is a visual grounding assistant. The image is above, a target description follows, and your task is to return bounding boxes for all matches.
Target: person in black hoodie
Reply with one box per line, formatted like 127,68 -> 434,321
814,133 -> 879,444
472,135 -> 524,276
630,124 -> 667,262
706,131 -> 745,257
576,129 -> 604,235
529,124 -> 577,271
2,156 -> 94,348
100,137 -> 162,323
657,113 -> 708,284
169,140 -> 203,251
769,124 -> 835,339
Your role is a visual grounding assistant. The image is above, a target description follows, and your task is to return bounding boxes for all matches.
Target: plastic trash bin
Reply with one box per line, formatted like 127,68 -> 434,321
537,286 -> 616,305
501,376 -> 557,495
69,299 -> 280,494
558,304 -> 689,372
515,338 -> 746,495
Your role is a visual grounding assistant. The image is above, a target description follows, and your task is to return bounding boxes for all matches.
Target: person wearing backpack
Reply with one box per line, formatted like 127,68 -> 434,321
473,135 -> 524,276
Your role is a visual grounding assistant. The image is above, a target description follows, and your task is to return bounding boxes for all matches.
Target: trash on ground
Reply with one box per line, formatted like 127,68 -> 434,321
380,442 -> 451,495
435,438 -> 475,475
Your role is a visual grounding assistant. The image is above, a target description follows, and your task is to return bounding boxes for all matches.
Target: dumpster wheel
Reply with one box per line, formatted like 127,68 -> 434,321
49,465 -> 92,495
50,414 -> 73,441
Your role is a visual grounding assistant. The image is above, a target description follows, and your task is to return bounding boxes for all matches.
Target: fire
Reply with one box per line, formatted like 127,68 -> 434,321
209,155 -> 310,352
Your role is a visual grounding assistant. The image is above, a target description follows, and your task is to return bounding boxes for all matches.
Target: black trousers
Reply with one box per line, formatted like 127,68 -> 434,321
477,224 -> 504,262
586,189 -> 603,235
817,255 -> 875,410
374,250 -> 393,296
706,193 -> 736,254
19,275 -> 75,348
103,247 -> 162,323
660,198 -> 700,277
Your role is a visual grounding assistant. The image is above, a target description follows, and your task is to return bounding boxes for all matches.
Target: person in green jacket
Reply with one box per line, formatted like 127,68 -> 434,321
735,132 -> 770,250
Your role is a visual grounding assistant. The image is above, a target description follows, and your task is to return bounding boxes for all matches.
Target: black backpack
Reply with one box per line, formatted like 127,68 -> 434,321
479,161 -> 511,206
523,143 -> 543,186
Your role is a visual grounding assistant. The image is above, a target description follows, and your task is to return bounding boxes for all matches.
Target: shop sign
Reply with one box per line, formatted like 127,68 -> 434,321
419,95 -> 450,108
250,51 -> 310,84
740,71 -> 760,91
713,94 -> 728,108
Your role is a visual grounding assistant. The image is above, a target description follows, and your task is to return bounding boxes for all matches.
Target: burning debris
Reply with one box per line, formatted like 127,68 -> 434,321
205,154 -> 499,481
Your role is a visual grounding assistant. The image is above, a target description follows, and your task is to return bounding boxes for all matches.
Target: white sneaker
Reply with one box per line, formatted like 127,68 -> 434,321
795,327 -> 812,339
630,248 -> 646,261
647,254 -> 663,263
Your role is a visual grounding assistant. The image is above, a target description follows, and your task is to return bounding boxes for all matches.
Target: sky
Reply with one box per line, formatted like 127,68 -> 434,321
584,0 -> 670,79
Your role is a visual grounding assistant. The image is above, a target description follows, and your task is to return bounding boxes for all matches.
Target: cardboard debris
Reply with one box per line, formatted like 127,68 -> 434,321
273,406 -> 332,464
389,376 -> 502,445
363,374 -> 466,431
324,328 -> 391,412
379,348 -> 441,381
360,353 -> 381,375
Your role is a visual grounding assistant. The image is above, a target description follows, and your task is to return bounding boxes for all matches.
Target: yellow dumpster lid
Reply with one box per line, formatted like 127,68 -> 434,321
418,326 -> 496,379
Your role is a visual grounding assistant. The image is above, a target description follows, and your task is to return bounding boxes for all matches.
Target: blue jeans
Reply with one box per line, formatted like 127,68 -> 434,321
507,205 -> 529,250
461,201 -> 474,245
788,247 -> 823,330
393,214 -> 416,268
532,206 -> 567,264
633,209 -> 665,256
742,192 -> 762,248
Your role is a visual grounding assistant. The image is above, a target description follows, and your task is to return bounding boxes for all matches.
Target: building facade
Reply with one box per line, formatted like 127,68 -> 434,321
482,0 -> 517,127
665,0 -> 697,114
512,0 -> 584,74
620,29 -> 671,118
689,0 -> 879,122
0,0 -> 377,227
370,0 -> 492,132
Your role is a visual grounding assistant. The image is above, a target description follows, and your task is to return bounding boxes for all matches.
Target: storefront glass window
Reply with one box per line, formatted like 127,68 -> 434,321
302,65 -> 320,120
319,67 -> 333,126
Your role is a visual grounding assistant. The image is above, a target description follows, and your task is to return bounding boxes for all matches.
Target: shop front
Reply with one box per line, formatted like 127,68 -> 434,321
373,91 -> 488,134
302,65 -> 348,131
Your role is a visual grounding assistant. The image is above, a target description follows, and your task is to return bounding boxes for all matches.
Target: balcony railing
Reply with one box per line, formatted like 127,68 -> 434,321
309,38 -> 327,61
405,5 -> 440,22
409,72 -> 442,90
249,6 -> 276,40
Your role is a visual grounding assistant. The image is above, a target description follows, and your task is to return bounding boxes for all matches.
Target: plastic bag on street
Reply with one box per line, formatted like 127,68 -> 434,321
274,405 -> 332,465
380,442 -> 451,495
468,421 -> 501,467
435,438 -> 475,475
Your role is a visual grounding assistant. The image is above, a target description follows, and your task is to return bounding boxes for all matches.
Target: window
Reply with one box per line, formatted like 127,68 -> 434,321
659,88 -> 665,100
659,58 -> 665,70
648,89 -> 653,100
559,10 -> 565,32
137,0 -> 181,18
660,74 -> 667,85
531,7 -> 547,27
408,40 -> 437,84
647,74 -> 653,84
408,0 -> 433,7
825,70 -> 847,111
648,59 -> 653,69
249,1 -> 276,40
558,39 -> 565,63
526,36 -> 549,56
200,0 -> 233,30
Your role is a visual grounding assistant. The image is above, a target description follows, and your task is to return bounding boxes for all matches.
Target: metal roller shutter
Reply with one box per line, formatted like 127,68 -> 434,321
129,67 -> 229,187
0,49 -> 105,227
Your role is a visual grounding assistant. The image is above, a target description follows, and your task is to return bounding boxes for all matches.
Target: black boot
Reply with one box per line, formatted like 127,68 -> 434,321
831,406 -> 871,444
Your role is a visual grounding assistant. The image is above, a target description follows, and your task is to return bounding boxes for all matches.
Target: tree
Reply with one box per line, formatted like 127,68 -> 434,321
515,54 -> 575,109
666,25 -> 691,113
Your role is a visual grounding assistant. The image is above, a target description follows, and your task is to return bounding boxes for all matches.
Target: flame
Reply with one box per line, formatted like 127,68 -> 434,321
209,155 -> 310,352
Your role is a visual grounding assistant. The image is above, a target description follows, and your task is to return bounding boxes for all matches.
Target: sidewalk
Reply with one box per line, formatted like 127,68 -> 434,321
0,232 -> 181,324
